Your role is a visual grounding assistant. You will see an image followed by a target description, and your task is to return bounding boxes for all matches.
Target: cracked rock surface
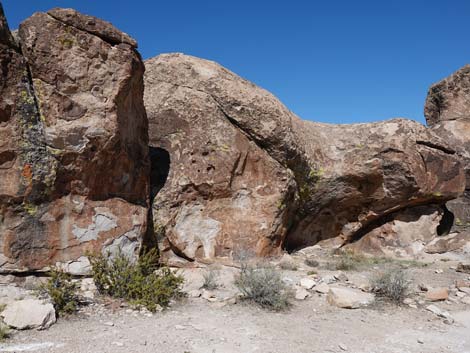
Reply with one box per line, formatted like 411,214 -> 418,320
425,65 -> 470,233
144,53 -> 465,263
0,6 -> 149,272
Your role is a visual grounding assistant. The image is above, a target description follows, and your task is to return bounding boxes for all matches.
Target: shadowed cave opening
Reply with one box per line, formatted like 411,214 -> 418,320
144,147 -> 171,249
437,205 -> 454,236
149,147 -> 170,199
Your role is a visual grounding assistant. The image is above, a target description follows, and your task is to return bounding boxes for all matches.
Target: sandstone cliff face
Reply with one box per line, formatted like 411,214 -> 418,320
144,53 -> 465,263
0,6 -> 149,272
425,66 -> 470,231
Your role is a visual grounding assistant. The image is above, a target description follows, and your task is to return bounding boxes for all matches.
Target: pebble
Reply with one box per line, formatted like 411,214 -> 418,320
300,278 -> 316,290
338,343 -> 348,351
104,321 -> 114,327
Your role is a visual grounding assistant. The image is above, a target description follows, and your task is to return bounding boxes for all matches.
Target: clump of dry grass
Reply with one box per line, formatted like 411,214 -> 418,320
371,268 -> 409,303
234,262 -> 293,311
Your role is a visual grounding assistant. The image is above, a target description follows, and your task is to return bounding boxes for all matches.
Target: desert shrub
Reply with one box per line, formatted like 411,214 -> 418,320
304,257 -> 319,268
332,250 -> 375,271
201,268 -> 219,290
89,249 -> 184,312
234,263 -> 292,311
279,260 -> 298,271
0,323 -> 9,342
37,268 -> 79,315
371,268 -> 409,303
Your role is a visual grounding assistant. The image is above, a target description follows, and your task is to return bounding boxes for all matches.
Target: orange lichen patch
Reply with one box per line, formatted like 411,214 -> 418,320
21,164 -> 33,182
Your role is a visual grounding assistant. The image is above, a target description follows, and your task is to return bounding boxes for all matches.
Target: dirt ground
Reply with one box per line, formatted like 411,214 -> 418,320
1,249 -> 470,353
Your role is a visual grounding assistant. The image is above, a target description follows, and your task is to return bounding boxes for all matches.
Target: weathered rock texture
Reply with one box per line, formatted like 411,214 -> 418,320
2,298 -> 56,330
425,65 -> 470,231
144,53 -> 465,264
0,6 -> 149,272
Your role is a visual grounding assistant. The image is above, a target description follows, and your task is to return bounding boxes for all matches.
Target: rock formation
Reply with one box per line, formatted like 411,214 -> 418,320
425,66 -> 470,231
0,4 -> 467,270
144,53 -> 465,264
0,5 -> 149,273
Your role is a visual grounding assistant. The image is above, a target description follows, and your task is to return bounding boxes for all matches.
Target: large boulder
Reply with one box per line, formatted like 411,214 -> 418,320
144,53 -> 464,263
144,55 -> 296,263
425,65 -> 470,231
2,299 -> 56,330
0,7 -> 149,272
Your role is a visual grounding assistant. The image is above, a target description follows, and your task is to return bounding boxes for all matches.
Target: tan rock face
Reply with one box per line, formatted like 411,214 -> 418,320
425,65 -> 470,230
145,55 -> 295,262
0,6 -> 149,272
144,53 -> 464,263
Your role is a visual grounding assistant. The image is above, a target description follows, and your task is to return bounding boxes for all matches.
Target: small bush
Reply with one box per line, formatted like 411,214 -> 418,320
279,261 -> 298,271
201,269 -> 219,290
371,268 -> 409,303
332,250 -> 368,271
304,258 -> 319,268
89,249 -> 184,312
37,268 -> 79,315
234,263 -> 292,311
0,323 -> 9,342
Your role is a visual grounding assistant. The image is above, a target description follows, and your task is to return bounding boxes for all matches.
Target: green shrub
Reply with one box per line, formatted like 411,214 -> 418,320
89,249 -> 184,312
234,263 -> 292,311
0,323 -> 9,342
371,268 -> 409,303
37,268 -> 79,315
201,269 -> 219,290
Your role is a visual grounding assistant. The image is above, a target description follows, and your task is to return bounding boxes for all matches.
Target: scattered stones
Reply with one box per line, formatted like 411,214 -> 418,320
333,272 -> 349,282
426,305 -> 454,324
295,288 -> 310,300
403,298 -> 415,306
459,287 -> 470,295
201,290 -> 218,302
321,275 -> 337,284
461,296 -> 470,305
327,287 -> 375,309
300,278 -> 316,290
455,280 -> 470,289
425,288 -> 449,301
314,283 -> 330,294
2,299 -> 56,330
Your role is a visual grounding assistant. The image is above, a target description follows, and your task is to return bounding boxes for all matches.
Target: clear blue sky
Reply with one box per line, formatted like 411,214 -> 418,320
2,0 -> 469,124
